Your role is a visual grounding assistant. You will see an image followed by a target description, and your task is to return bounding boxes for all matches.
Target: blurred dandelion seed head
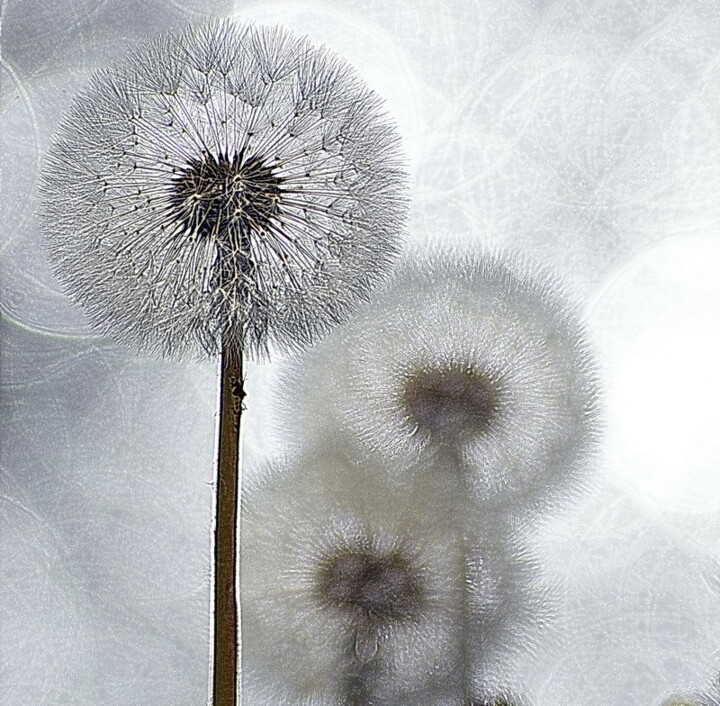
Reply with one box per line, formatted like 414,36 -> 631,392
241,452 -> 465,703
278,249 -> 600,519
39,20 -> 407,359
315,544 -> 424,625
400,362 -> 503,441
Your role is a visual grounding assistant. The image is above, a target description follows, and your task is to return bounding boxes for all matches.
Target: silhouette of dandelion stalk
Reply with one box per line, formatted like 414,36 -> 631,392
39,20 -> 406,706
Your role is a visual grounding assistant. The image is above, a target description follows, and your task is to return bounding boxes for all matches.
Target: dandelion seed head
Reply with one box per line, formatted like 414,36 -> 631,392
316,547 -> 424,625
277,248 -> 600,520
39,20 -> 407,359
242,451 -> 465,703
401,363 -> 502,440
169,151 -> 283,244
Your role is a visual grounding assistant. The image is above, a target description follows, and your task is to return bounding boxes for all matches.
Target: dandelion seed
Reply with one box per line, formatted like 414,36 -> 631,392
277,248 -> 599,520
38,20 -> 407,706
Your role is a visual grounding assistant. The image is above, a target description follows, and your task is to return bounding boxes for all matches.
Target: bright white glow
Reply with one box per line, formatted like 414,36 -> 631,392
591,234 -> 720,512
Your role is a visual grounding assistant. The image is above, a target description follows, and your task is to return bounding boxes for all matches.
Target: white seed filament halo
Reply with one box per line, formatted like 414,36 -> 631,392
39,20 -> 407,359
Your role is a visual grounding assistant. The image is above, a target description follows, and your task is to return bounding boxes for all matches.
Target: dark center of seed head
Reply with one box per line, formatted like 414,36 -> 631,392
170,151 -> 283,240
316,549 -> 423,624
401,364 -> 500,438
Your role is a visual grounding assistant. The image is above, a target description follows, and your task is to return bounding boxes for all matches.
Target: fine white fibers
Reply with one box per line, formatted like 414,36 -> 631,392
468,691 -> 532,706
276,248 -> 600,520
702,687 -> 720,706
661,693 -> 720,706
39,20 -> 407,360
241,450 -> 467,705
466,534 -> 558,696
661,682 -> 720,706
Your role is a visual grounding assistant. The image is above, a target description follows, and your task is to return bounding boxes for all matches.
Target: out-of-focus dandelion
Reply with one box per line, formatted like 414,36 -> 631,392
277,248 -> 599,521
38,19 -> 407,706
241,451 -> 466,704
242,449 -> 549,704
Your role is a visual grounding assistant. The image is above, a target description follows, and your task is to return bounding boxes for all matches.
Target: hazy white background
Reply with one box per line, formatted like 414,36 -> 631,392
2,0 -> 720,704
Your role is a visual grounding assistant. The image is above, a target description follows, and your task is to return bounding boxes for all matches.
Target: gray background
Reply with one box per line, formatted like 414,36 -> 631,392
2,0 -> 720,704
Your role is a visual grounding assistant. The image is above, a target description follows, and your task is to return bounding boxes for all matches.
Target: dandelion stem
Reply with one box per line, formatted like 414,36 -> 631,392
213,344 -> 244,706
445,450 -> 475,701
343,627 -> 377,706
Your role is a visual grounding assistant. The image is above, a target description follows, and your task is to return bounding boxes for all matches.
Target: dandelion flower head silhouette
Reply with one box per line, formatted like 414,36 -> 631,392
39,20 -> 407,359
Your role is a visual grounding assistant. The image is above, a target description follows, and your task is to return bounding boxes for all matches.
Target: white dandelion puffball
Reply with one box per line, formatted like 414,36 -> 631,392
39,20 -> 407,359
277,248 -> 599,518
241,451 -> 467,705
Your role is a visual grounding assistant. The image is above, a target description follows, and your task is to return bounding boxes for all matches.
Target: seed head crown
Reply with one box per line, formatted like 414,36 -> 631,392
40,21 -> 407,359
